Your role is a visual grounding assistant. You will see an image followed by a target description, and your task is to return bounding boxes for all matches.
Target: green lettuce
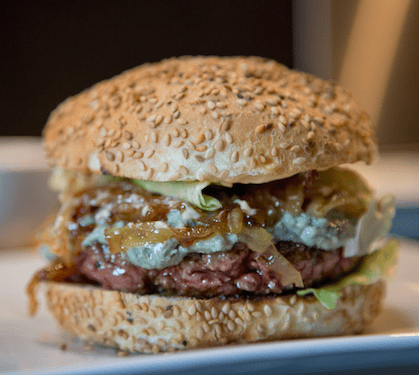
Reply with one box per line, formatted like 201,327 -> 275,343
133,180 -> 222,211
297,240 -> 398,309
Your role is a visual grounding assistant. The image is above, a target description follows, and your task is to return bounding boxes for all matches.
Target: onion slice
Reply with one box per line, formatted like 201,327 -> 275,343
238,227 -> 304,288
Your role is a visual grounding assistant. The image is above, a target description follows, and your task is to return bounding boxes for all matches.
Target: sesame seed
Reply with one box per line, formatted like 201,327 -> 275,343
179,166 -> 188,175
250,158 -> 257,168
164,115 -> 172,124
257,324 -> 265,333
173,111 -> 180,119
254,101 -> 265,111
307,131 -> 315,140
225,133 -> 233,144
290,145 -> 300,153
155,115 -> 163,126
279,115 -> 286,124
227,320 -> 235,331
164,134 -> 171,146
294,157 -> 307,165
134,151 -> 143,159
255,125 -> 265,134
147,114 -> 156,123
205,148 -> 215,159
150,132 -> 158,143
210,111 -> 220,119
177,118 -> 188,125
260,155 -> 267,163
219,170 -> 229,179
236,99 -> 247,106
204,311 -> 211,321
173,140 -> 184,148
231,150 -> 239,163
234,317 -> 244,326
216,102 -> 227,108
170,172 -> 181,181
135,104 -> 143,113
106,151 -> 115,161
99,127 -> 107,137
205,130 -> 213,140
198,173 -> 206,182
194,134 -> 205,144
138,161 -> 146,171
199,107 -> 207,115
271,147 -> 278,157
188,305 -> 196,316
170,103 -> 178,112
180,129 -> 188,138
196,145 -> 207,152
180,140 -> 194,151
145,168 -> 154,179
159,162 -> 169,172
116,150 -> 124,162
271,107 -> 279,115
124,131 -> 133,140
182,149 -> 189,159
145,150 -> 155,158
266,98 -> 279,106
172,128 -> 180,137
264,305 -> 273,317
207,101 -> 215,109
301,120 -> 310,130
279,142 -> 289,149
278,122 -> 286,133
244,147 -> 253,157
122,142 -> 131,150
208,163 -> 218,173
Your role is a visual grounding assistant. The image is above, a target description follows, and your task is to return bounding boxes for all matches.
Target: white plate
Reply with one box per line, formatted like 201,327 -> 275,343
1,239 -> 419,375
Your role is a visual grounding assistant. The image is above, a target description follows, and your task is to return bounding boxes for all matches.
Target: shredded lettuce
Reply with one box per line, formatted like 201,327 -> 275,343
133,180 -> 222,211
297,240 -> 398,309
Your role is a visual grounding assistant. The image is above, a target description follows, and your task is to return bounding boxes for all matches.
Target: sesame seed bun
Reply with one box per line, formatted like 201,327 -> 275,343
43,56 -> 377,184
44,280 -> 385,353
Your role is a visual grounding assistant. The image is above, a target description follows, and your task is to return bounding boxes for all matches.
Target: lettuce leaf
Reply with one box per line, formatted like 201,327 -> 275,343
297,240 -> 398,309
133,180 -> 222,211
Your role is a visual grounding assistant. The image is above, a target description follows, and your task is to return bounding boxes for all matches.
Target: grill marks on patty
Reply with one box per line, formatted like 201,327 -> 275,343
74,241 -> 360,298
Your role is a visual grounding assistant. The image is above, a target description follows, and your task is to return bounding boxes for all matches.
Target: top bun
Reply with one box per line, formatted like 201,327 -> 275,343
43,56 -> 377,184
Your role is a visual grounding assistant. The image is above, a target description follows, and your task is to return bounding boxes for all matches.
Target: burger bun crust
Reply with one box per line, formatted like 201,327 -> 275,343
44,280 -> 385,353
43,56 -> 377,184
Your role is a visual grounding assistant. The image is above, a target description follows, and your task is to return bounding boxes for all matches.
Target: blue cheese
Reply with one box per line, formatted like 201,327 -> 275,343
125,234 -> 239,269
81,195 -> 395,270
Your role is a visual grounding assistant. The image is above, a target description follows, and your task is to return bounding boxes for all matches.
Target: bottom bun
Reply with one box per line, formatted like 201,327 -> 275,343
44,280 -> 385,353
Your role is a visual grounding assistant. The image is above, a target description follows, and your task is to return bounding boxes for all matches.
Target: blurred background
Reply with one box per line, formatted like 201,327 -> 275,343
1,0 -> 418,144
0,0 -> 418,247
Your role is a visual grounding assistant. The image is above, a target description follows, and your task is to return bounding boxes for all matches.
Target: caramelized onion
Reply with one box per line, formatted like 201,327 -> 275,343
227,208 -> 243,234
238,227 -> 304,288
105,221 -> 217,253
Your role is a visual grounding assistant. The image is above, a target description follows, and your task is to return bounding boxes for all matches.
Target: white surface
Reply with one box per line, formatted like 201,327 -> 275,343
1,239 -> 419,375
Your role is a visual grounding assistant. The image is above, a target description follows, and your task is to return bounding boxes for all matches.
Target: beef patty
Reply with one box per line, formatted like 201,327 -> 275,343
73,241 -> 360,298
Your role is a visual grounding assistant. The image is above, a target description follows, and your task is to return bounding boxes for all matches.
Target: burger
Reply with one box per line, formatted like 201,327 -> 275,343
28,56 -> 397,353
